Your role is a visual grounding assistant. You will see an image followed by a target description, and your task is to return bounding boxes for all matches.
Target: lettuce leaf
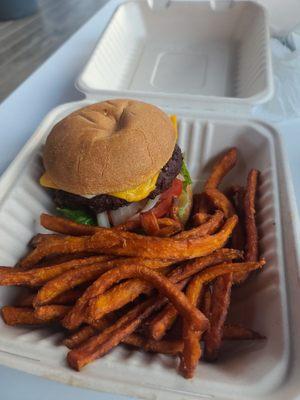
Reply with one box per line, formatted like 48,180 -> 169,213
56,207 -> 97,226
181,160 -> 192,190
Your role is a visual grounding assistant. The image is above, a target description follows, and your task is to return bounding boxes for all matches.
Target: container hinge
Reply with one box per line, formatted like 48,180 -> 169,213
147,0 -> 170,11
210,0 -> 233,11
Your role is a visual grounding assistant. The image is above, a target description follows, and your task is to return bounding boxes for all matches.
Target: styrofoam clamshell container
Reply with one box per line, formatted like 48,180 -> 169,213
0,99 -> 294,400
76,0 -> 274,111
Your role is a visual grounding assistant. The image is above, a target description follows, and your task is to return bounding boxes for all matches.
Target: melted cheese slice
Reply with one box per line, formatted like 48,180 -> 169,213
40,115 -> 178,202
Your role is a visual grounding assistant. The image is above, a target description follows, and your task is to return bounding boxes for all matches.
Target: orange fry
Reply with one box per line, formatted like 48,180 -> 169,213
2,306 -> 45,326
0,256 -> 113,287
67,297 -> 166,370
64,249 -> 241,330
20,216 -> 237,268
140,211 -> 160,236
175,211 -> 224,239
244,169 -> 260,262
204,148 -> 237,190
179,274 -> 204,379
124,334 -> 183,355
148,302 -> 179,341
67,265 -> 209,331
34,305 -> 71,321
34,258 -> 171,307
205,188 -> 236,218
204,273 -> 232,361
222,324 -> 265,340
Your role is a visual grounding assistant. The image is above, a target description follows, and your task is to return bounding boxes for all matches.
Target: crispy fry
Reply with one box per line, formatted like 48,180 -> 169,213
204,148 -> 237,190
41,214 -> 98,236
201,286 -> 212,319
64,249 -> 241,330
148,303 -> 179,341
0,256 -> 113,287
29,233 -> 62,248
179,274 -> 204,379
34,258 -> 172,308
67,297 -> 165,370
34,305 -> 71,321
124,333 -> 183,355
157,218 -> 182,237
1,306 -> 45,326
147,249 -> 242,341
19,216 -> 238,268
67,265 -> 209,331
234,169 -> 260,284
205,188 -> 236,218
222,324 -> 265,340
244,169 -> 260,262
193,212 -> 210,226
204,273 -> 232,361
18,288 -> 83,307
175,211 -> 224,239
140,211 -> 160,236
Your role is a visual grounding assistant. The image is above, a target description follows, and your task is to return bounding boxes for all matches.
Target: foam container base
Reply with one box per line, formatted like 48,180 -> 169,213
0,99 -> 291,400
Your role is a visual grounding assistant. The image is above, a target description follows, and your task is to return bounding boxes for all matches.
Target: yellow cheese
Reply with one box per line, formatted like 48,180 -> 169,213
40,114 -> 177,202
170,115 -> 178,139
110,172 -> 159,202
40,172 -> 59,189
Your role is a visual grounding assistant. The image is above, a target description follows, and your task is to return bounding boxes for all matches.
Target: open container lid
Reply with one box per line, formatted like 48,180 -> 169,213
76,0 -> 274,114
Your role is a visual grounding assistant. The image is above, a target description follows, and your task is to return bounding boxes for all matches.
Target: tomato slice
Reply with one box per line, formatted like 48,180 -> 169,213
146,179 -> 183,218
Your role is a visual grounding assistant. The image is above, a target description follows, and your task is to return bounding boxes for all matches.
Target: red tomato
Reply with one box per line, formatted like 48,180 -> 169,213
147,179 -> 183,218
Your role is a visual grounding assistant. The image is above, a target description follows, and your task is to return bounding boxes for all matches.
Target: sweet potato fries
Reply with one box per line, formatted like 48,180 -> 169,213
0,148 -> 265,379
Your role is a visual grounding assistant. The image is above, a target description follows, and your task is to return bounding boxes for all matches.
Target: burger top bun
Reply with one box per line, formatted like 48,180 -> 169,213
43,99 -> 176,196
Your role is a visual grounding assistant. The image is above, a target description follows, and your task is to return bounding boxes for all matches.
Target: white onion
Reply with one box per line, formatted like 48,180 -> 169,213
96,211 -> 111,228
140,195 -> 161,213
109,200 -> 147,226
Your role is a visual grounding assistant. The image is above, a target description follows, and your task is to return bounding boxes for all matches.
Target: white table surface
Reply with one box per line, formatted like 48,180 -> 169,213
0,1 -> 299,399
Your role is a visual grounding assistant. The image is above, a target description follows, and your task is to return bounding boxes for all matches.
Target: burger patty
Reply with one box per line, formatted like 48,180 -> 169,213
53,145 -> 183,214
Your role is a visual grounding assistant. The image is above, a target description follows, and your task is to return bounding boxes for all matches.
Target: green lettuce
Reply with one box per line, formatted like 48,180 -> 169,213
56,207 -> 97,226
181,160 -> 192,190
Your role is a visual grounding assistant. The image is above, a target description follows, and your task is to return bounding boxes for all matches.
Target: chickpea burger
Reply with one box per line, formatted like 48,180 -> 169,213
40,99 -> 192,227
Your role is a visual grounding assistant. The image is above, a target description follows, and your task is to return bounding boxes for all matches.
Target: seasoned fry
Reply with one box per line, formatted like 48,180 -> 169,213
222,324 -> 265,340
205,189 -> 235,218
124,334 -> 183,355
201,286 -> 212,319
19,216 -> 238,268
0,256 -> 113,287
148,302 -> 179,341
41,213 -> 98,236
67,265 -> 209,331
18,288 -> 83,307
204,273 -> 232,361
140,211 -> 160,236
157,218 -> 182,237
34,258 -> 172,307
147,249 -> 242,340
34,305 -> 71,321
67,297 -> 165,370
2,306 -> 45,326
29,233 -> 62,248
204,148 -> 237,190
175,211 -> 224,239
234,169 -> 260,284
193,212 -> 210,226
179,274 -> 204,378
244,169 -> 260,262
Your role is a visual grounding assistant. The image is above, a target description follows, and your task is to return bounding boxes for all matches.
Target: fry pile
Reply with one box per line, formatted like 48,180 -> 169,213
0,148 -> 265,379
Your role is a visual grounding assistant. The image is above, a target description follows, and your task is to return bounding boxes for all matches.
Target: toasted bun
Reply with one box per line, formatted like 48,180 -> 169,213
43,99 -> 176,195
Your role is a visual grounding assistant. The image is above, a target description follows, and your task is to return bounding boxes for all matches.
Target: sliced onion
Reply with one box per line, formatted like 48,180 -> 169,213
140,195 -> 161,213
96,211 -> 111,228
109,200 -> 147,226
